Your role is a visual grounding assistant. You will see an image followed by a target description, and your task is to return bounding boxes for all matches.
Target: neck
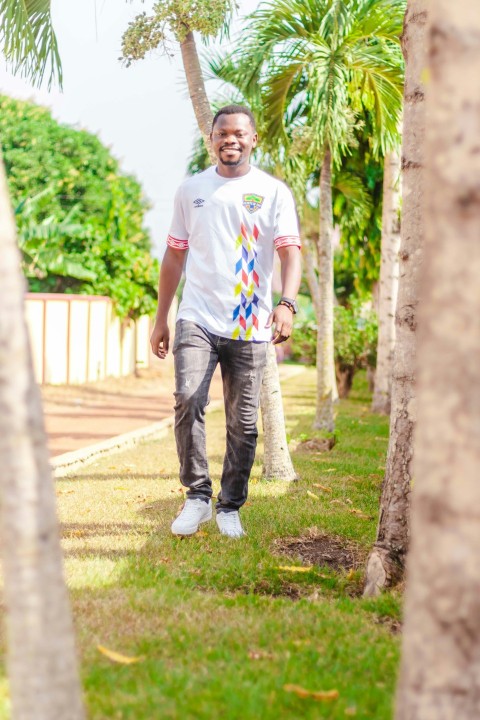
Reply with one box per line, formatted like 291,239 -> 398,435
215,162 -> 251,179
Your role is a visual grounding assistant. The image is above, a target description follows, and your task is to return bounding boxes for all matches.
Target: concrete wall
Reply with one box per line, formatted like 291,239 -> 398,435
25,293 -> 153,385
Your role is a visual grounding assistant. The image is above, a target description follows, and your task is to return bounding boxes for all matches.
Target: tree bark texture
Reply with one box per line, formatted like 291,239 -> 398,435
364,2 -> 426,597
372,150 -> 401,415
180,31 -> 217,164
314,148 -> 335,431
303,235 -> 339,404
0,156 -> 85,719
179,29 -> 296,480
260,344 -> 297,481
396,1 -> 480,717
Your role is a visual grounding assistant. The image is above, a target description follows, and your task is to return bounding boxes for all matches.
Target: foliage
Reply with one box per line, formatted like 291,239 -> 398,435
289,294 -> 317,365
291,294 -> 378,371
121,0 -> 236,64
333,118 -> 385,296
1,95 -> 159,319
336,297 -> 377,371
213,0 -> 404,180
0,0 -> 61,88
202,1 -> 404,292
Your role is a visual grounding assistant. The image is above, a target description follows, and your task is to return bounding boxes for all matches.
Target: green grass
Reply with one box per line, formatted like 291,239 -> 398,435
0,369 -> 402,719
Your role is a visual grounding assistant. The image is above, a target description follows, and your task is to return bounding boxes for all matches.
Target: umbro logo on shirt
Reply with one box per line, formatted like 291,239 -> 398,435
193,198 -> 205,208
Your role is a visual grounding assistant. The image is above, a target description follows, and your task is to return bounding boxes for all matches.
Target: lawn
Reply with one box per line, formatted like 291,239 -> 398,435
1,368 -> 402,719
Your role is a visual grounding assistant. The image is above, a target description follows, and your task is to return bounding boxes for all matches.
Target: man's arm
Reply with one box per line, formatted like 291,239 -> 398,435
266,245 -> 302,344
150,247 -> 186,359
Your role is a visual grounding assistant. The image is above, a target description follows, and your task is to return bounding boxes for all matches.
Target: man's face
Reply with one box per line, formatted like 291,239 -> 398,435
210,113 -> 258,170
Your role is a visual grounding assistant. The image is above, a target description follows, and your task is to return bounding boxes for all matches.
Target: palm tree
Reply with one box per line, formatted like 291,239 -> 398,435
224,0 -> 404,430
0,2 -> 85,717
363,0 -> 426,597
121,1 -> 237,162
0,0 -> 62,88
371,148 -> 401,414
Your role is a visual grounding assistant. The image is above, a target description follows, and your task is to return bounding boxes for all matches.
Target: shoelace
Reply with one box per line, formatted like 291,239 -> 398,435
181,500 -> 205,518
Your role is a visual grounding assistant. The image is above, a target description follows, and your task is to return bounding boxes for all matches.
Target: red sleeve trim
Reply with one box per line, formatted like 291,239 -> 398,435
274,235 -> 301,249
167,235 -> 189,250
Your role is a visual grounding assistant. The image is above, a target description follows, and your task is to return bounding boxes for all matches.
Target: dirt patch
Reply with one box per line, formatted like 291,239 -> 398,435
373,615 -> 402,635
273,530 -> 366,572
296,436 -> 336,453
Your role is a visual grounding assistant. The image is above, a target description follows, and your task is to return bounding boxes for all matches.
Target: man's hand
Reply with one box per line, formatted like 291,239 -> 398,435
150,320 -> 170,359
265,304 -> 294,345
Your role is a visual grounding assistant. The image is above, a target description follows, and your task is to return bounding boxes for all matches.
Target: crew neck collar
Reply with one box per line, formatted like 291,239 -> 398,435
213,165 -> 253,181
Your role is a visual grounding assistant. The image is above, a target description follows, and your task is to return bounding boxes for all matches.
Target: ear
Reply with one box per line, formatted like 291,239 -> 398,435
252,133 -> 258,148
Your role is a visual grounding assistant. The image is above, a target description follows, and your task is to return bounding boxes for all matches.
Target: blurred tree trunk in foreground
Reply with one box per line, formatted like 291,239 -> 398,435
372,150 -> 401,415
364,0 -> 426,596
396,0 -> 480,716
0,155 -> 85,720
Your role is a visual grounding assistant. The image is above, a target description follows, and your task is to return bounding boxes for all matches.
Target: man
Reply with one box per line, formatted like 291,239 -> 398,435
151,104 -> 301,538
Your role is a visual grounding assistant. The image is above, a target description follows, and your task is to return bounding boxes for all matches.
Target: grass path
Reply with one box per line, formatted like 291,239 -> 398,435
2,368 -> 402,719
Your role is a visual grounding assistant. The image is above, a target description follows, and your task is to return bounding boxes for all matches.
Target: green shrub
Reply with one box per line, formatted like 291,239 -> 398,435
1,94 -> 159,319
291,294 -> 378,397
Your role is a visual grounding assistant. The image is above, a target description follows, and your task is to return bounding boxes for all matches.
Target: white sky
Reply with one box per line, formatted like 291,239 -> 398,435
0,0 -> 260,255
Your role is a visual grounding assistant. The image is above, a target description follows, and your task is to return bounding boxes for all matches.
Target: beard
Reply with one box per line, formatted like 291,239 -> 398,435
219,157 -> 242,166
219,147 -> 244,166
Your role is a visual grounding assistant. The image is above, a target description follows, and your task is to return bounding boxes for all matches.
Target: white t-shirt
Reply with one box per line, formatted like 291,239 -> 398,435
167,165 -> 301,342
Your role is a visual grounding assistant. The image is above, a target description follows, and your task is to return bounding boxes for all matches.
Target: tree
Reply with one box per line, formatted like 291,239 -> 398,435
123,1 -> 298,481
121,0 -> 236,162
364,0 -> 426,597
371,149 -> 401,414
0,3 -> 85,717
224,0 -> 404,430
1,94 -> 159,319
396,1 -> 480,715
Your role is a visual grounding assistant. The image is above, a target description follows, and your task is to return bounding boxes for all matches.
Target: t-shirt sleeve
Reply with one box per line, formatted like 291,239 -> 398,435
166,187 -> 189,251
274,183 -> 301,250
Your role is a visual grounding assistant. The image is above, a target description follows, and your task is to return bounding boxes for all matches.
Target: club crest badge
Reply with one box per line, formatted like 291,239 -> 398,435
242,193 -> 264,214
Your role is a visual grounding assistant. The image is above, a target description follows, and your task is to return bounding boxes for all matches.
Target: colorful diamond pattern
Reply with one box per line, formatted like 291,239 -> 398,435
233,223 -> 260,339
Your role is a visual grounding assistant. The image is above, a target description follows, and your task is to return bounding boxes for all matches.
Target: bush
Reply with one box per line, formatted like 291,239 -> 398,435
290,295 -> 317,365
291,294 -> 378,398
1,94 -> 159,319
335,297 -> 378,397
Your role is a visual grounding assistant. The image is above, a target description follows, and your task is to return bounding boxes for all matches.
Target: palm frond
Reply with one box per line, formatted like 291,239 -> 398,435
0,0 -> 62,88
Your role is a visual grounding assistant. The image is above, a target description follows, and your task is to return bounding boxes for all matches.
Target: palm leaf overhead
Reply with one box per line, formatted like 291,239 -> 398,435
0,0 -> 62,88
224,0 -> 404,166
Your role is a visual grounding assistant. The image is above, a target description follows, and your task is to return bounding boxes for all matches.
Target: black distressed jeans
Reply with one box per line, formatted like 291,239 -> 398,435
172,320 -> 268,512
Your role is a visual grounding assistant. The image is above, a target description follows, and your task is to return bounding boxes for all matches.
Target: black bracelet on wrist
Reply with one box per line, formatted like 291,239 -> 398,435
277,297 -> 298,314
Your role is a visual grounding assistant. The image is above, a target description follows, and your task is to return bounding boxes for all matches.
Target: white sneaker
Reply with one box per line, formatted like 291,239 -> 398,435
171,498 -> 212,536
216,511 -> 245,538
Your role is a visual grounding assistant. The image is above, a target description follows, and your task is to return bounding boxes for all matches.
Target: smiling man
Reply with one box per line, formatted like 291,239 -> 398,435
150,105 -> 301,538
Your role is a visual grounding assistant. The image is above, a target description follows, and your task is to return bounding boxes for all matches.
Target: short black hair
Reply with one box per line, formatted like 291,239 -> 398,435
212,104 -> 256,131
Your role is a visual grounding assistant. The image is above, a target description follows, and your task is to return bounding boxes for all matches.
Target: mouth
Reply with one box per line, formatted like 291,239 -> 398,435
220,146 -> 241,153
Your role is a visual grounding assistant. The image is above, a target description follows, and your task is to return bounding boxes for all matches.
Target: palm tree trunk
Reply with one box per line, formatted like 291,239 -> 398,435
372,150 -> 401,414
303,235 -> 338,404
396,1 -> 480,715
261,344 -> 297,480
179,29 -> 296,480
0,155 -> 85,719
180,31 -> 216,164
314,147 -> 335,431
364,1 -> 426,596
